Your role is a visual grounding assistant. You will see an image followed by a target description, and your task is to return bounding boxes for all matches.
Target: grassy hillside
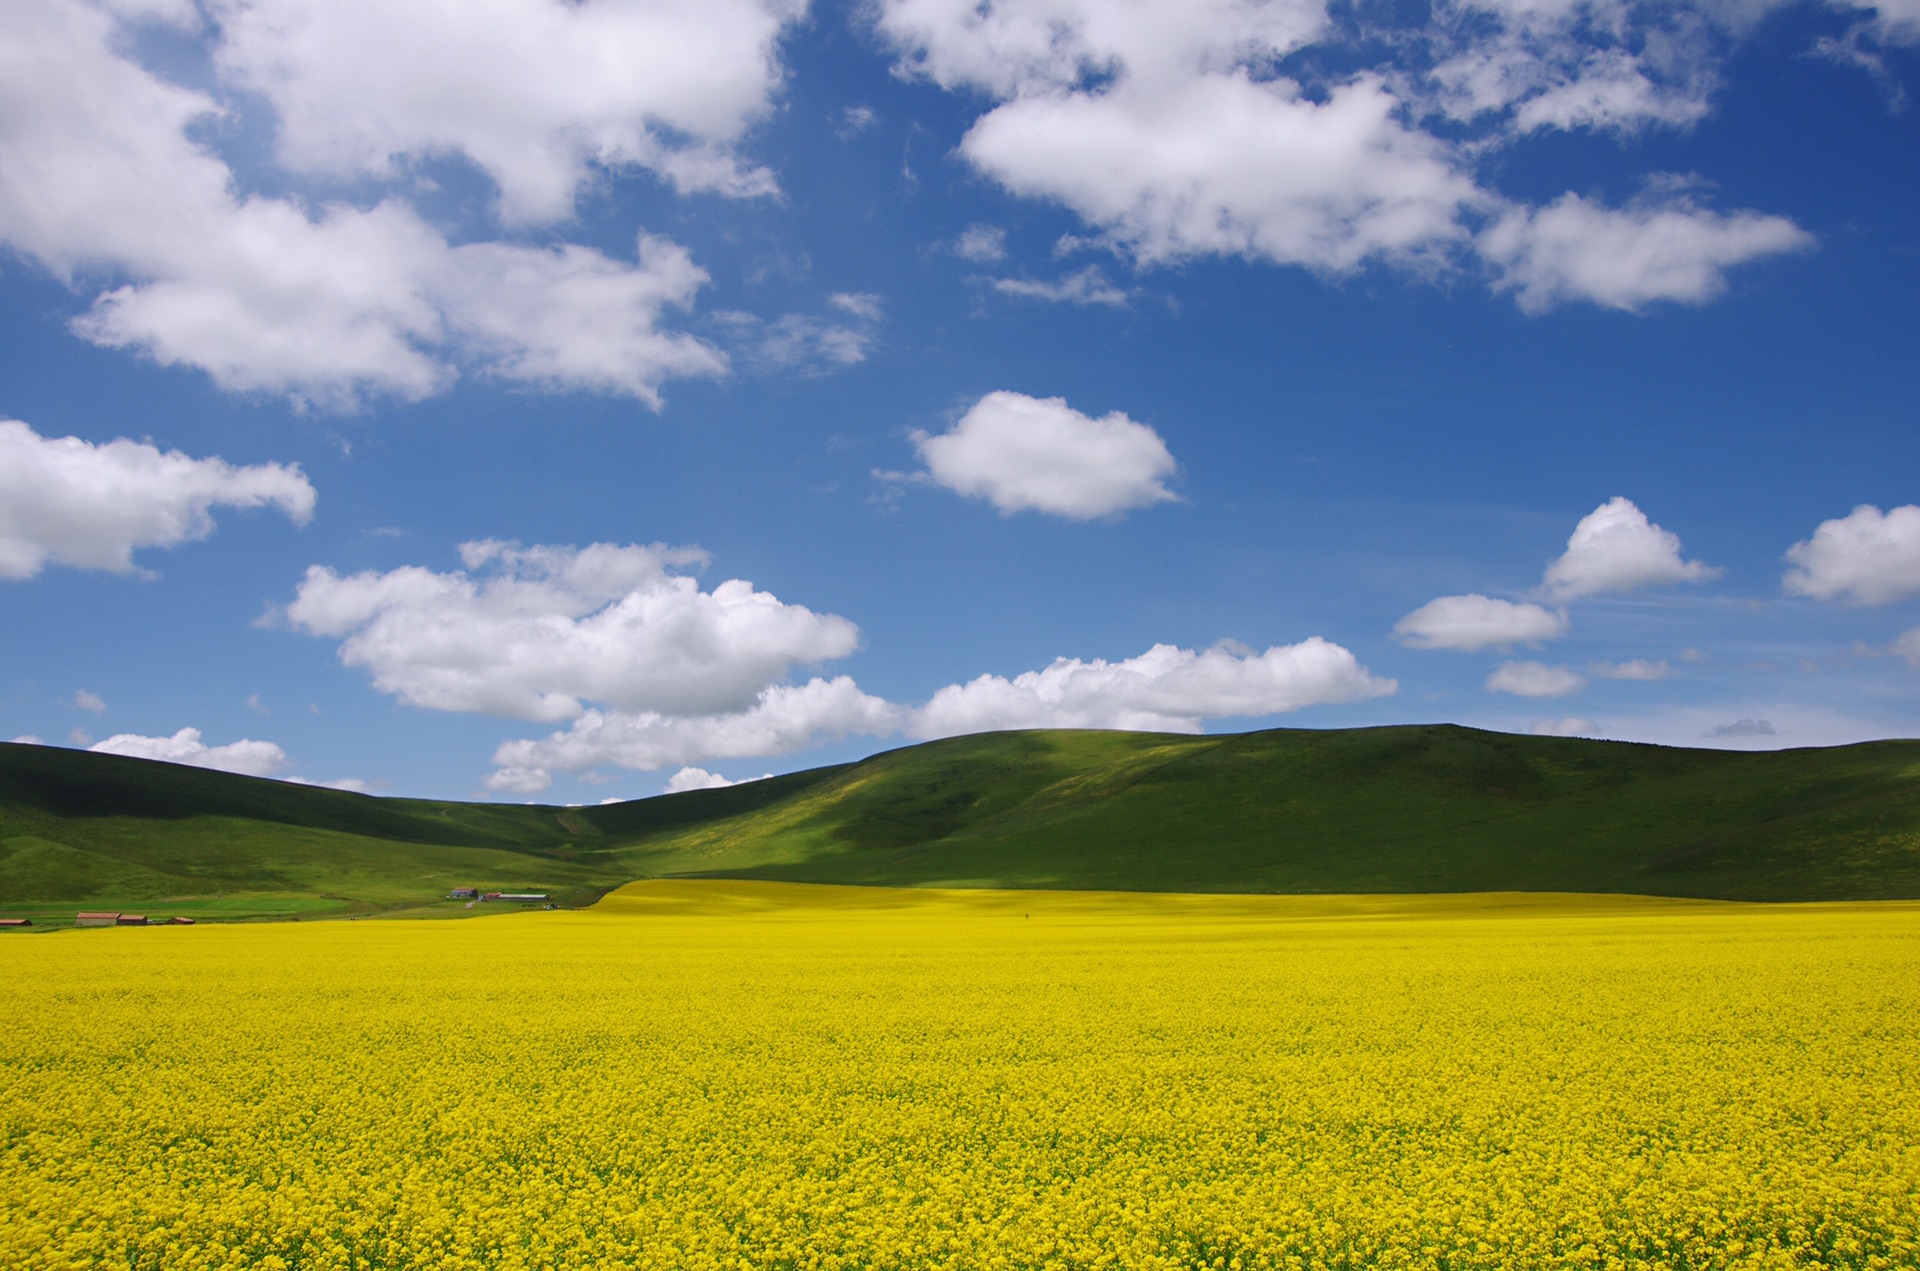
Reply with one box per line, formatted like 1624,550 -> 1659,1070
0,742 -> 842,923
4,724 -> 1919,922
611,726 -> 1920,901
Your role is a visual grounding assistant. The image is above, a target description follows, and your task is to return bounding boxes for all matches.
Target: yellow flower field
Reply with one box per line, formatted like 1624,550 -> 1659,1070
3,883 -> 1917,1270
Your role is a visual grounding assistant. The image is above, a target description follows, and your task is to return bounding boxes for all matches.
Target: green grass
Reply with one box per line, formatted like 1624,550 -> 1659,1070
3,723 -> 1918,924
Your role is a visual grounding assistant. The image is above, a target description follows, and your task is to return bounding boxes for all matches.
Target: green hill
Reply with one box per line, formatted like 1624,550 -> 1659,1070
4,724 -> 1919,924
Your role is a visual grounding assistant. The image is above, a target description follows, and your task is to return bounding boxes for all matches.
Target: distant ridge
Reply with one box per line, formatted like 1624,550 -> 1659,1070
3,724 -> 1918,923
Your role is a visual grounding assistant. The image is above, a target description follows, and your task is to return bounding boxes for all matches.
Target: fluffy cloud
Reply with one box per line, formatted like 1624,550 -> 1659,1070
283,541 -> 861,722
89,727 -> 290,777
211,0 -> 796,224
1479,193 -> 1811,314
74,690 -> 107,714
0,0 -> 733,406
911,639 -> 1396,738
1893,627 -> 1920,668
1485,660 -> 1586,698
0,419 -> 314,579
489,677 -> 901,792
914,391 -> 1178,519
1392,594 -> 1568,651
1782,504 -> 1920,605
1540,497 -> 1719,600
873,0 -> 1808,310
663,766 -> 774,793
959,73 -> 1480,274
486,635 -> 1394,787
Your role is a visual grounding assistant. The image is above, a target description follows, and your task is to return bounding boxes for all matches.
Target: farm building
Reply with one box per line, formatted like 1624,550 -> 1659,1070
167,916 -> 195,925
447,887 -> 479,899
116,914 -> 149,926
497,894 -> 550,903
0,917 -> 31,928
75,912 -> 120,927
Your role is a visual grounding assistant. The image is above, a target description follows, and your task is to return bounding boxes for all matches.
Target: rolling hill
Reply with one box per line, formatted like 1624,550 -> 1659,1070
3,724 -> 1918,923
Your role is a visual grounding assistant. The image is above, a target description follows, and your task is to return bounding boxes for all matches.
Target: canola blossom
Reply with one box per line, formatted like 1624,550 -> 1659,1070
3,883 -> 1918,1270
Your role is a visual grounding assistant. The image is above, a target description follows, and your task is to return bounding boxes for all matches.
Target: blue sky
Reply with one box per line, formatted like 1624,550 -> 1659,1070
2,0 -> 1916,801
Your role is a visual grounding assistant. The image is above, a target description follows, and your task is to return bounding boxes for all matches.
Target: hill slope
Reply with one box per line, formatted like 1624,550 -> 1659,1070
607,726 -> 1920,901
4,724 -> 1918,921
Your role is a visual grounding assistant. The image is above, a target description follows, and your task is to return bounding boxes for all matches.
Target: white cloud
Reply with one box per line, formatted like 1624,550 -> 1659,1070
959,73 -> 1480,274
1893,627 -> 1920,668
1392,594 -> 1567,651
992,266 -> 1130,307
1485,660 -> 1586,698
911,638 -> 1396,737
1478,192 -> 1811,313
1590,658 -> 1672,680
486,634 -> 1394,786
1540,497 -> 1719,600
431,236 -> 725,405
74,690 -> 107,714
0,419 -> 314,580
1529,716 -> 1598,736
0,0 -> 730,406
210,0 -> 797,223
284,541 -> 861,723
914,391 -> 1178,519
954,224 -> 1008,263
1423,0 -> 1721,137
664,766 -> 774,794
873,0 -> 1806,311
489,676 -> 901,790
1783,504 -> 1920,605
89,727 -> 290,777
717,297 -> 883,375
9,735 -> 44,746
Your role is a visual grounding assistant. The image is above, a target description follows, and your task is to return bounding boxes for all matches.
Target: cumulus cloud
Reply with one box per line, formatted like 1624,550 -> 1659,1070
89,727 -> 290,777
663,766 -> 774,794
282,541 -> 861,722
1540,497 -> 1719,600
913,391 -> 1178,519
0,419 -> 315,579
911,638 -> 1396,738
1783,504 -> 1920,605
1893,627 -> 1920,668
211,0 -> 796,224
73,690 -> 108,714
486,634 -> 1394,787
959,73 -> 1480,275
1478,192 -> 1811,313
1530,716 -> 1599,736
992,266 -> 1130,307
1392,594 -> 1567,651
1485,660 -> 1586,698
489,677 -> 901,792
0,0 -> 737,406
871,0 -> 1808,310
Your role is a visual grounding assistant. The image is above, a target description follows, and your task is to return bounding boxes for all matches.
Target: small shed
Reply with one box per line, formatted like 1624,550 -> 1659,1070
0,918 -> 31,928
75,911 -> 120,927
166,916 -> 196,925
447,887 -> 479,899
116,914 -> 149,926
